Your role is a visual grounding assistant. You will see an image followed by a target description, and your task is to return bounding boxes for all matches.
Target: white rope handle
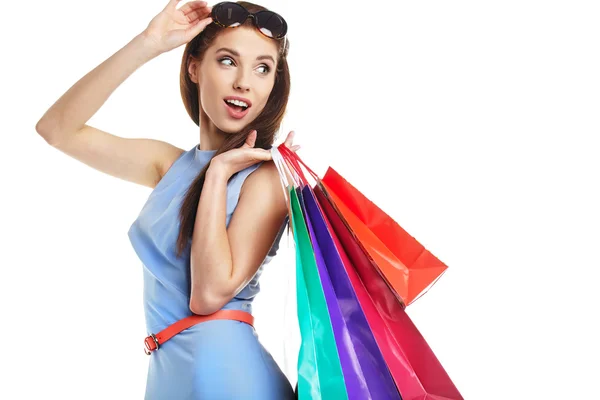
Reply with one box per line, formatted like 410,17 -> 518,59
271,146 -> 292,205
272,146 -> 302,188
271,145 -> 303,238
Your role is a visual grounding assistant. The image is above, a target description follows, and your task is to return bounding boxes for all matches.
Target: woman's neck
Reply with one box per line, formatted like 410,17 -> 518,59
198,112 -> 226,151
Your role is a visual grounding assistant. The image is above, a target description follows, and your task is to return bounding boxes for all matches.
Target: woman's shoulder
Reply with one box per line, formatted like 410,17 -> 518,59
235,161 -> 285,208
157,143 -> 188,181
238,160 -> 279,190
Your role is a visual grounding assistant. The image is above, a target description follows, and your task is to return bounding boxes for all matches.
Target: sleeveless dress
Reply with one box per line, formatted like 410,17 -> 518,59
127,144 -> 295,400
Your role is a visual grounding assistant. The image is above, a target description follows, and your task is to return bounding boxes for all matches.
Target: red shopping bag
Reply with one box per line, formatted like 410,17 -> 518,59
315,184 -> 463,400
320,168 -> 448,306
279,145 -> 448,306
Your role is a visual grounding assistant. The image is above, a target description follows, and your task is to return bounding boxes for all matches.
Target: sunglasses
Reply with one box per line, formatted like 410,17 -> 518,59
210,1 -> 288,40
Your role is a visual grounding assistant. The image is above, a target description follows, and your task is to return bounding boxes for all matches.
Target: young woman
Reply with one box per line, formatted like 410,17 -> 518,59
36,1 -> 298,398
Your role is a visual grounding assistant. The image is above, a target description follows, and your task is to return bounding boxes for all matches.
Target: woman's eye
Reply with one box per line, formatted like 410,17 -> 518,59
257,64 -> 271,75
219,57 -> 234,66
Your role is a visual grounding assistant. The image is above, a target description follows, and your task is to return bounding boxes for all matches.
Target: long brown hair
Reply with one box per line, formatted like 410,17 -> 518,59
175,1 -> 291,258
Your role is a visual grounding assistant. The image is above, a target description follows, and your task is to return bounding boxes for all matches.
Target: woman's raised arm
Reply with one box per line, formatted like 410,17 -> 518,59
35,0 -> 213,188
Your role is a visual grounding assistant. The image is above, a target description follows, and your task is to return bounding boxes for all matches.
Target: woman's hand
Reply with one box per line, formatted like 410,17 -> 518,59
212,130 -> 300,178
141,0 -> 213,55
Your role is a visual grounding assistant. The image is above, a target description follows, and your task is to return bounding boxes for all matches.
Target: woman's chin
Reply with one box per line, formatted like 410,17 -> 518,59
217,124 -> 243,135
215,118 -> 251,134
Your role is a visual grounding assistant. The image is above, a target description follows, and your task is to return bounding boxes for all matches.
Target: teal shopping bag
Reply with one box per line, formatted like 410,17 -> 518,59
290,187 -> 348,400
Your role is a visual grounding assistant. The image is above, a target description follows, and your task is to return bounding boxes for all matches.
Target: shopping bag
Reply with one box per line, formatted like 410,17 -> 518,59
278,145 -> 463,399
316,184 -> 464,400
298,186 -> 378,400
302,183 -> 402,400
276,147 -> 401,399
288,177 -> 348,400
280,147 -> 382,399
278,144 -> 448,306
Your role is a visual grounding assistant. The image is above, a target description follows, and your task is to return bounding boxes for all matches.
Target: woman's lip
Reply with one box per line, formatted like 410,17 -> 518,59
223,100 -> 250,119
223,96 -> 252,107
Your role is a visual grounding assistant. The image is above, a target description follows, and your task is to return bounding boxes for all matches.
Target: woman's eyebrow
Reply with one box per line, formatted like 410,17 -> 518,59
216,47 -> 275,63
256,54 -> 275,63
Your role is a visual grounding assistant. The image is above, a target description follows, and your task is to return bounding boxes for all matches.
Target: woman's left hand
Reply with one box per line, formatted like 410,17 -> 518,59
211,130 -> 300,178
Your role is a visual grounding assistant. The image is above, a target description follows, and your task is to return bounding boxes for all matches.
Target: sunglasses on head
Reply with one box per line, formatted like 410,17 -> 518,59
210,1 -> 288,40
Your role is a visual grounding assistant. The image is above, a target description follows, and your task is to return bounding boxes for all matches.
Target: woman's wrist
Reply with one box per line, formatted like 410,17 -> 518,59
133,31 -> 164,61
207,158 -> 233,181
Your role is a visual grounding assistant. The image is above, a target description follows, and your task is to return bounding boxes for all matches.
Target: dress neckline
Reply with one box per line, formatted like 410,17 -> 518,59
194,144 -> 217,163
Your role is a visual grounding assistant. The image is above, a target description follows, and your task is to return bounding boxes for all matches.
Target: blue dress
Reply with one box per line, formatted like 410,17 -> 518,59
128,144 -> 295,399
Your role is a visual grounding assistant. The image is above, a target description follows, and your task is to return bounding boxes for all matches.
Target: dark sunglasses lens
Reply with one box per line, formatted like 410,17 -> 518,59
254,11 -> 287,39
213,2 -> 248,27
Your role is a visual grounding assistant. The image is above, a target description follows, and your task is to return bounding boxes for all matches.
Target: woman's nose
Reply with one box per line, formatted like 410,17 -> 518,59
233,79 -> 250,91
233,71 -> 251,92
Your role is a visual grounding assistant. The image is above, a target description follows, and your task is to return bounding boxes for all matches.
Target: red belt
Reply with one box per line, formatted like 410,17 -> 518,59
143,309 -> 255,355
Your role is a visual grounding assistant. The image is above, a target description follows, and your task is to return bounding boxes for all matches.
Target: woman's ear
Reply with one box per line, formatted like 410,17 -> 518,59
188,58 -> 199,84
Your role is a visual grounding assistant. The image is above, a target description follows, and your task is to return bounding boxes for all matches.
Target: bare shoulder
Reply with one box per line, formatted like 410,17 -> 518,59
239,161 -> 287,211
156,142 -> 187,181
241,160 -> 282,192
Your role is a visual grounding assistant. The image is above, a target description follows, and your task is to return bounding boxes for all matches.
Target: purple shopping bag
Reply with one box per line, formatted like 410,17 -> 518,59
300,185 -> 401,400
296,188 -> 368,399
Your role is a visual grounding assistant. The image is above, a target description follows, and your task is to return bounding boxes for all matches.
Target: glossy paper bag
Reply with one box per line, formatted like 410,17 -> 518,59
302,185 -> 402,400
300,186 -> 380,399
316,186 -> 464,400
278,145 -> 462,399
320,168 -> 448,306
278,144 -> 448,306
290,187 -> 349,400
278,148 -> 394,399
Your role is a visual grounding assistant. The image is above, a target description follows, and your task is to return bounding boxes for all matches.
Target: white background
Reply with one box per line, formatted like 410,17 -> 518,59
2,0 -> 599,398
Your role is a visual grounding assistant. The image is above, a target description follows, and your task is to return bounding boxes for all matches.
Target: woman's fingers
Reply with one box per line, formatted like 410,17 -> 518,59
283,131 -> 295,149
165,0 -> 184,13
183,10 -> 205,24
182,3 -> 211,20
183,16 -> 213,42
186,7 -> 212,23
254,148 -> 273,161
177,0 -> 208,14
283,131 -> 300,152
147,0 -> 211,52
240,148 -> 272,162
174,2 -> 211,25
242,130 -> 257,148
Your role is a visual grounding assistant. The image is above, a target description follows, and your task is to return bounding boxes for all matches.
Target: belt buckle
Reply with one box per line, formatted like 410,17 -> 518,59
144,333 -> 160,355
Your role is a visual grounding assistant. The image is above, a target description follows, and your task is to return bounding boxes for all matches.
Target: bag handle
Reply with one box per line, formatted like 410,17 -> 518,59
277,143 -> 320,185
271,146 -> 293,204
271,145 -> 302,236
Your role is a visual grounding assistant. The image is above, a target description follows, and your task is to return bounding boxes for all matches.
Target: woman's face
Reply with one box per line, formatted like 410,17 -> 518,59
190,26 -> 279,133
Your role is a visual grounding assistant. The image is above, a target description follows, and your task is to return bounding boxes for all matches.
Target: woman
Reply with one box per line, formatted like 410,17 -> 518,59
36,1 -> 298,398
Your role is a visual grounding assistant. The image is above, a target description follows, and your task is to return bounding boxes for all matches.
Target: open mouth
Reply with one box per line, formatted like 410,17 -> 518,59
224,99 -> 250,112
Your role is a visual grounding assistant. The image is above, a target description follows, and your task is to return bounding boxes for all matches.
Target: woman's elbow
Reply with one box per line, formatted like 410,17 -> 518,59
189,292 -> 227,316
